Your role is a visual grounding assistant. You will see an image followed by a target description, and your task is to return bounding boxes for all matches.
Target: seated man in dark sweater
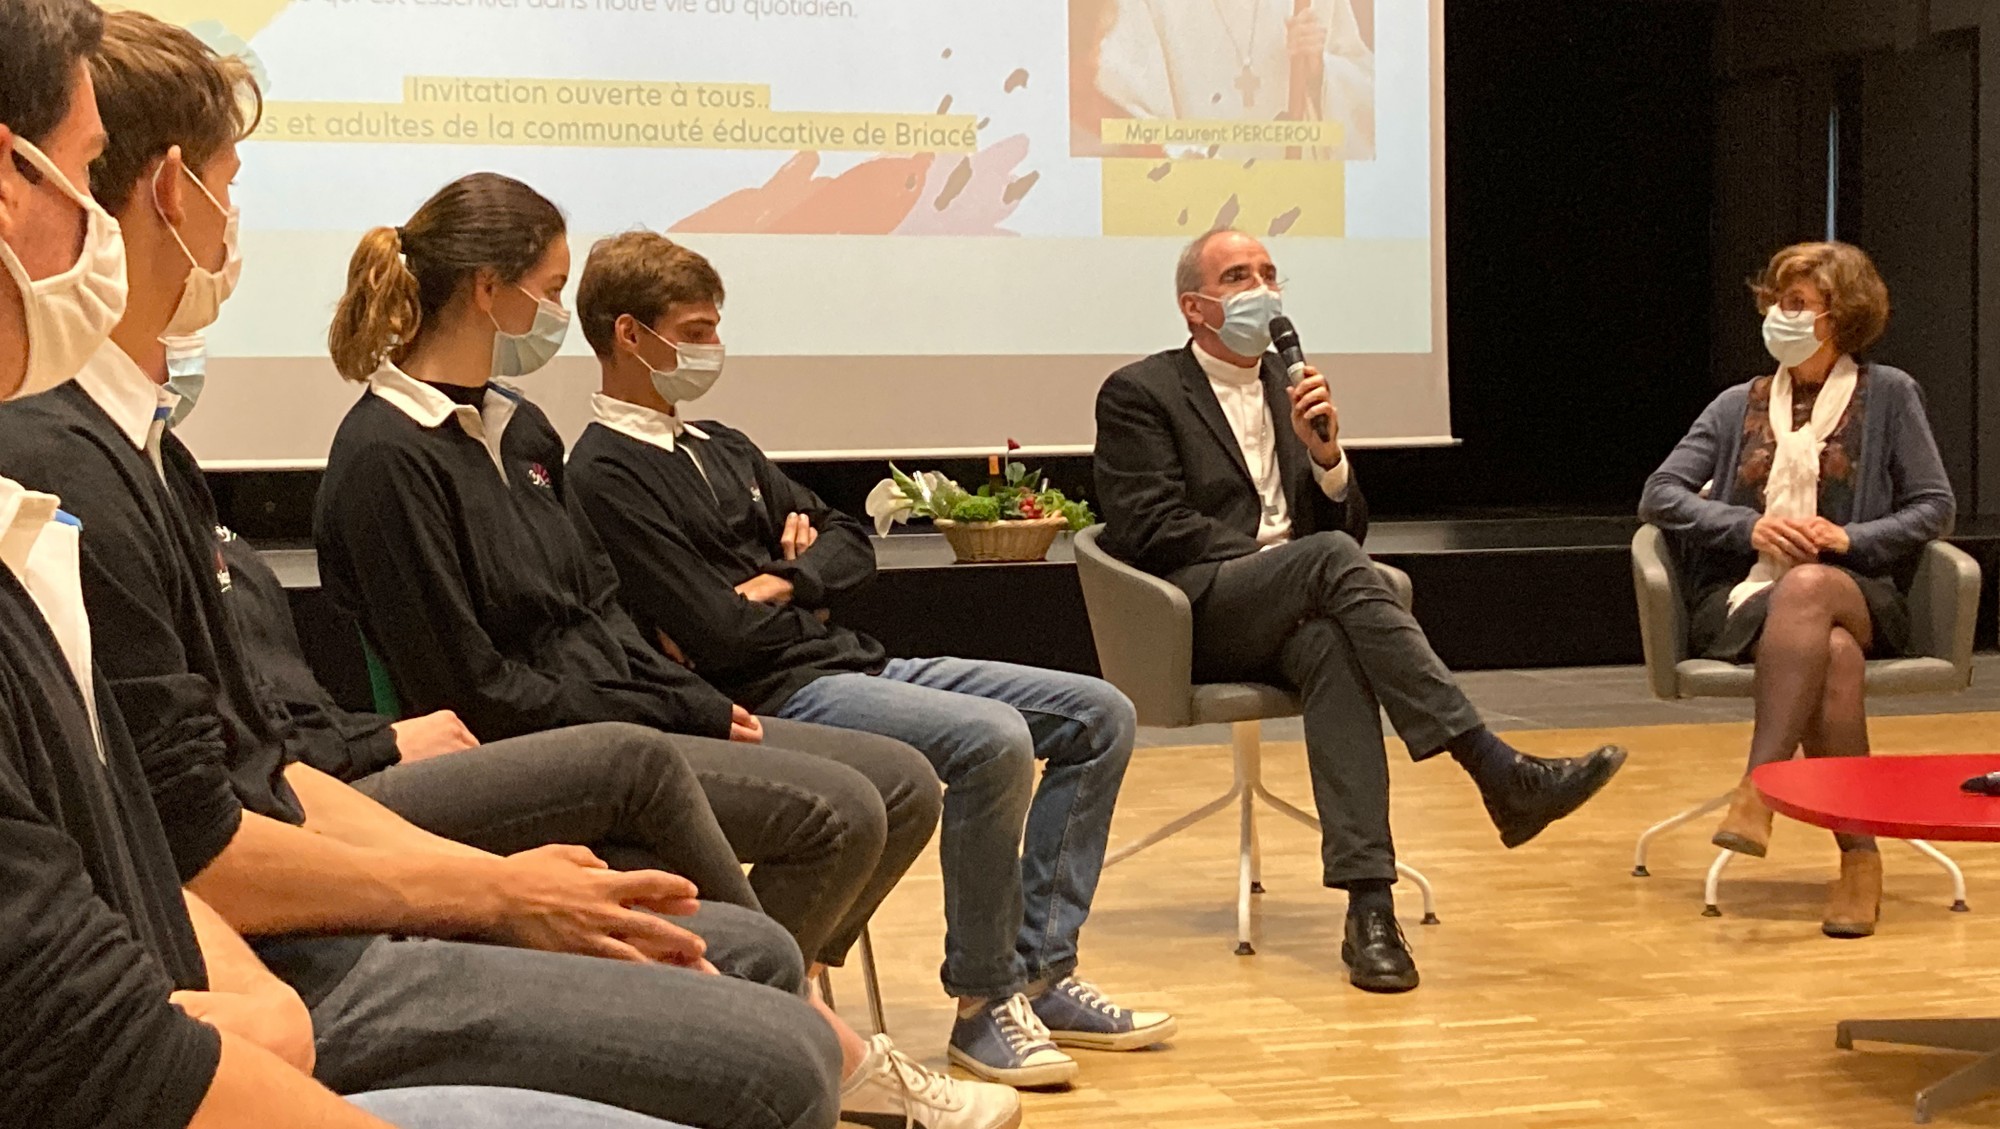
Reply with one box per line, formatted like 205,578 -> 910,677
566,230 -> 1173,1089
0,14 -> 859,1129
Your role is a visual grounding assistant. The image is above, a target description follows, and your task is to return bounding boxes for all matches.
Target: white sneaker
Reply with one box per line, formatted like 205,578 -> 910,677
841,1033 -> 1024,1129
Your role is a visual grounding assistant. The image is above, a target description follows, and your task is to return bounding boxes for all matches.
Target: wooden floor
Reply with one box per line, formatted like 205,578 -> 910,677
823,711 -> 2000,1128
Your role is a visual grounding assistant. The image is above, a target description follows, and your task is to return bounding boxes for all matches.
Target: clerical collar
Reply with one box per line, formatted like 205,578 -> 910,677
1192,341 -> 1263,388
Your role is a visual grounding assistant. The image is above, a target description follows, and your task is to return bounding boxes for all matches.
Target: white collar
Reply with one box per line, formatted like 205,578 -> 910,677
366,363 -> 526,480
1192,341 -> 1265,388
366,363 -> 524,435
74,340 -> 179,451
591,392 -> 709,454
0,475 -> 65,581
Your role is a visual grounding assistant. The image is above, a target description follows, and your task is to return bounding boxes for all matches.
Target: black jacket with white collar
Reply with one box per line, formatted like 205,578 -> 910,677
314,379 -> 738,742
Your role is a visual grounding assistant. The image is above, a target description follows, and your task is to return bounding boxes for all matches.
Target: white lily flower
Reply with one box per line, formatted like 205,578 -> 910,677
865,478 -> 916,538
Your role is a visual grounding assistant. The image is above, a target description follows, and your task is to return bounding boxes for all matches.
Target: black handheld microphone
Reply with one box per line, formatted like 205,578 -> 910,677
1268,315 -> 1329,442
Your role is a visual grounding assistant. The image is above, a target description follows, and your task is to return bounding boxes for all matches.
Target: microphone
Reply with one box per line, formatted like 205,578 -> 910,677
1268,315 -> 1329,442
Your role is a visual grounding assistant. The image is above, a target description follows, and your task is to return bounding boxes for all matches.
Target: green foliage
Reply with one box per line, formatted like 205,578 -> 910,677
947,495 -> 1003,523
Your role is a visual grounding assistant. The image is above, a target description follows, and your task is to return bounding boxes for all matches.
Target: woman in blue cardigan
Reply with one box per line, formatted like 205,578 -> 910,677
1640,242 -> 1954,938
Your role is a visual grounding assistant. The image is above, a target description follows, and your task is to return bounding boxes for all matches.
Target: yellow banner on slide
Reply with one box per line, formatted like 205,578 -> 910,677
1100,157 -> 1345,238
255,100 -> 978,152
1099,118 -> 1343,159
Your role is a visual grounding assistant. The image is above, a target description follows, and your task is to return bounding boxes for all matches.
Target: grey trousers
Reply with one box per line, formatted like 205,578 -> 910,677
350,1087 -> 695,1128
353,720 -> 940,967
1191,531 -> 1483,887
312,907 -> 838,1129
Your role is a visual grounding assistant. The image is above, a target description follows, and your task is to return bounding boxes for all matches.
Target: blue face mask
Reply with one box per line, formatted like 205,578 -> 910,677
490,286 -> 571,379
1194,286 -> 1283,357
162,333 -> 206,428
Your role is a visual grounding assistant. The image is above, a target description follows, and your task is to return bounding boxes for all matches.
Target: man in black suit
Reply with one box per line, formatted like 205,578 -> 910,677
1093,229 -> 1625,993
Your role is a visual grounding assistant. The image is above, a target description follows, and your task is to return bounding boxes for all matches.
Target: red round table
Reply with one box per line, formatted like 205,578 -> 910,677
1756,754 -> 2000,842
1754,754 -> 2000,1124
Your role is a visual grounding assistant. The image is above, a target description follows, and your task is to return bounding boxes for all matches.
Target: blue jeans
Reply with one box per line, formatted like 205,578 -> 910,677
350,1087 -> 692,1127
776,657 -> 1137,999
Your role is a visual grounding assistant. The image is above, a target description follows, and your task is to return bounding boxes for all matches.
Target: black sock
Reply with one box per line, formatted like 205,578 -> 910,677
1445,725 -> 1520,791
1346,879 -> 1394,916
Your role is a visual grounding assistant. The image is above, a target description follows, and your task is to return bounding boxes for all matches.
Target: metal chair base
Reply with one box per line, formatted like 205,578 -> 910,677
815,924 -> 887,1035
1107,720 -> 1439,954
1838,1018 -> 2000,1123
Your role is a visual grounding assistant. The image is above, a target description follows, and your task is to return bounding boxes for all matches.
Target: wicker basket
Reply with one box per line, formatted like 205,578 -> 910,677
933,515 -> 1067,563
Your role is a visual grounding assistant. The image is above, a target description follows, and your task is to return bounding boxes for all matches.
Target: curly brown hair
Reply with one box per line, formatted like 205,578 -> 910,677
1749,241 -> 1891,357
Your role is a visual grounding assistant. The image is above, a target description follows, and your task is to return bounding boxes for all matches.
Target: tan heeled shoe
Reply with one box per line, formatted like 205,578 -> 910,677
1824,849 -> 1883,938
1711,777 -> 1773,857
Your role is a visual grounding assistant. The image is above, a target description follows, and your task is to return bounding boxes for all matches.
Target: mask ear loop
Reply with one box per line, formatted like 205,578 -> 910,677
152,163 -> 202,271
636,321 -> 684,372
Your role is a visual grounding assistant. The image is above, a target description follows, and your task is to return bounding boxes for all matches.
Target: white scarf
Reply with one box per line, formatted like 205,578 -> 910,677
1726,355 -> 1859,612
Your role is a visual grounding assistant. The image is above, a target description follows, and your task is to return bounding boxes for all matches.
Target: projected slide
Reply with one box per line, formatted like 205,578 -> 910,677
137,0 -> 1447,463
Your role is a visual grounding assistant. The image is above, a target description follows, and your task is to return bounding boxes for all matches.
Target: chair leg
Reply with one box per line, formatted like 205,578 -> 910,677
1235,721 -> 1259,956
1396,861 -> 1440,925
1702,847 -> 1734,917
858,925 -> 887,1035
1249,773 -> 1264,895
1247,744 -> 1444,925
1105,777 -> 1243,867
1906,839 -> 1971,912
1634,792 -> 1733,877
816,967 -> 835,1010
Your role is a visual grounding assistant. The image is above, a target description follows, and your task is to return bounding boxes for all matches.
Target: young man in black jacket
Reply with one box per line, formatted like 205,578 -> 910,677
1093,228 -> 1626,992
567,230 -> 1176,1090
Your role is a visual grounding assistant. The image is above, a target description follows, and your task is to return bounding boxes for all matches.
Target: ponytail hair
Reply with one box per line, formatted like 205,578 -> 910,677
328,172 -> 566,381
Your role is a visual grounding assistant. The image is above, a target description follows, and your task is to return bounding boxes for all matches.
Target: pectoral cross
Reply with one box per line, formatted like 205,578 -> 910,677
1235,64 -> 1261,109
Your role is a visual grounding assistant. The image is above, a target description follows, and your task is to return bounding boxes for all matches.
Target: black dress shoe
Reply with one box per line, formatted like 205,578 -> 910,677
1481,745 -> 1629,848
1341,904 -> 1419,993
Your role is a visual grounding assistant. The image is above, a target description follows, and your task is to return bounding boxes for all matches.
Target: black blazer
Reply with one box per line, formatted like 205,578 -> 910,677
1092,343 -> 1369,602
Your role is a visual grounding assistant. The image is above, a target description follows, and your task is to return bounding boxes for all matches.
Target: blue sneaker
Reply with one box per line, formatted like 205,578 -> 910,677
946,993 -> 1078,1088
1028,976 -> 1178,1051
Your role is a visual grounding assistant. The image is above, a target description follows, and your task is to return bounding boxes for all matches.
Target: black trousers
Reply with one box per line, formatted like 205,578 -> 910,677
354,719 -> 940,968
1190,531 -> 1483,887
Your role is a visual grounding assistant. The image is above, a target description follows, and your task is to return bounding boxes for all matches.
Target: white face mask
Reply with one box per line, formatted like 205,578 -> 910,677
157,164 -> 241,337
162,333 -> 206,428
1762,306 -> 1826,369
637,323 -> 725,404
1190,286 -> 1283,357
0,138 -> 130,401
490,285 -> 570,378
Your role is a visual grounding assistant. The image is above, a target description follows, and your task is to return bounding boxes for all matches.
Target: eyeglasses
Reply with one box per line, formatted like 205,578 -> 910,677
1776,294 -> 1826,315
1216,263 -> 1284,290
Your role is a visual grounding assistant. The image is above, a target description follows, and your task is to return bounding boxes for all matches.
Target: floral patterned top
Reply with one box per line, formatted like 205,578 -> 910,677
1725,367 -> 1869,524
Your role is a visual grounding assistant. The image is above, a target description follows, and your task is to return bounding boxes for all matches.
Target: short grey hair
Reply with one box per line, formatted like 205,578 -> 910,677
1175,228 -> 1241,298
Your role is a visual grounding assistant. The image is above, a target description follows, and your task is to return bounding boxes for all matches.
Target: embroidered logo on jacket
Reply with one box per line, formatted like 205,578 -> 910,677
212,525 -> 235,592
748,484 -> 763,503
527,463 -> 553,489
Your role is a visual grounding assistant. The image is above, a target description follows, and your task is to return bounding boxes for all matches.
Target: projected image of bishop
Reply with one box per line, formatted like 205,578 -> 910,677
1086,0 -> 1376,159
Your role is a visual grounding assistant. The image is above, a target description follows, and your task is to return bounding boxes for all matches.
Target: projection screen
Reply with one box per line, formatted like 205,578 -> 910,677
130,0 -> 1451,464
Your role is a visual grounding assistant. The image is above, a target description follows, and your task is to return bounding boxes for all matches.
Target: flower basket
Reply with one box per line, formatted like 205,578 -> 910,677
934,514 -> 1067,564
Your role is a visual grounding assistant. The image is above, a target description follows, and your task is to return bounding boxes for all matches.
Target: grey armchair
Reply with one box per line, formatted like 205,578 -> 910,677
1629,524 -> 1980,913
1073,525 -> 1436,956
